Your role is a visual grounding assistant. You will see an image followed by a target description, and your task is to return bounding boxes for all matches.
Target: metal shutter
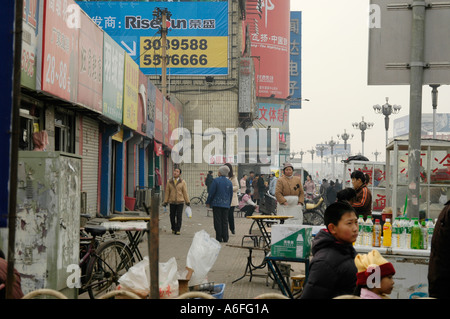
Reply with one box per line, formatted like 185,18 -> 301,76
81,116 -> 99,217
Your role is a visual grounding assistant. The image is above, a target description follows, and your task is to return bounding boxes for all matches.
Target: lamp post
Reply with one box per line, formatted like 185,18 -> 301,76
373,97 -> 401,146
373,150 -> 381,161
352,117 -> 374,156
337,129 -> 353,151
316,145 -> 327,179
307,148 -> 315,177
325,137 -> 338,179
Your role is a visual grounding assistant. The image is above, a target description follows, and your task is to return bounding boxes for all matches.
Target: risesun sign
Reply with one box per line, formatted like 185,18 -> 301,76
77,1 -> 229,76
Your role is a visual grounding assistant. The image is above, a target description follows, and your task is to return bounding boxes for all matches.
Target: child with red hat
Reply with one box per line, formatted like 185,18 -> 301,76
354,249 -> 396,299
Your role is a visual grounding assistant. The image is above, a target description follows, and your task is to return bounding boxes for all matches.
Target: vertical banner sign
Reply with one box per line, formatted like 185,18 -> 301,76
123,54 -> 139,130
287,11 -> 302,109
137,71 -> 148,136
77,9 -> 103,113
102,32 -> 124,124
21,0 -> 41,90
168,102 -> 179,150
146,80 -> 156,139
41,0 -> 79,102
0,0 -> 15,227
77,1 -> 229,76
246,0 -> 290,98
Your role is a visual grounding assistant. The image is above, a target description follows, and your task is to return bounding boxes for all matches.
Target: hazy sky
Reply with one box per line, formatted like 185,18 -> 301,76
289,0 -> 450,164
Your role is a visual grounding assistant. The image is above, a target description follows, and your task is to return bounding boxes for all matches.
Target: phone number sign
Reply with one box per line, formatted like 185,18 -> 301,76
78,1 -> 229,76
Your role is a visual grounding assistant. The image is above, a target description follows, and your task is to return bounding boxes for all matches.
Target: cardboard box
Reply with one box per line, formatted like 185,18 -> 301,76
271,224 -> 312,259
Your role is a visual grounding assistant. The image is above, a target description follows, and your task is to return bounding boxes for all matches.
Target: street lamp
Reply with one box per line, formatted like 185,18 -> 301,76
325,137 -> 338,179
307,148 -> 315,177
352,117 -> 374,156
316,145 -> 327,178
373,150 -> 381,161
373,97 -> 401,146
337,129 -> 353,151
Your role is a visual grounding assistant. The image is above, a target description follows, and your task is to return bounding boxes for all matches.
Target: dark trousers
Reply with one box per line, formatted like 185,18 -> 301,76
170,204 -> 184,232
241,205 -> 255,217
213,206 -> 229,242
228,206 -> 235,233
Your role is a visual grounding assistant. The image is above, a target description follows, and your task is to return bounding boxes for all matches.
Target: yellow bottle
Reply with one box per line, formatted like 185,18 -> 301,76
383,218 -> 392,247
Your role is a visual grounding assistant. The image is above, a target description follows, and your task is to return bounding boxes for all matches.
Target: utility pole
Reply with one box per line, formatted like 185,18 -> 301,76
153,8 -> 172,98
407,0 -> 426,219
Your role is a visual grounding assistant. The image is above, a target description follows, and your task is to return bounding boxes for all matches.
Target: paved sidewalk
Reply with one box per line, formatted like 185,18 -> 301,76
142,204 -> 306,299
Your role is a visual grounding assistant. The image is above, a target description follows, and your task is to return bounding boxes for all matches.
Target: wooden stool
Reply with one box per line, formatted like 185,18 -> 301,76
291,275 -> 306,296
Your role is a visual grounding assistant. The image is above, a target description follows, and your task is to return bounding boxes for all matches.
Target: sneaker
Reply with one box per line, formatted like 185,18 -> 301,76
172,230 -> 176,234
175,231 -> 181,235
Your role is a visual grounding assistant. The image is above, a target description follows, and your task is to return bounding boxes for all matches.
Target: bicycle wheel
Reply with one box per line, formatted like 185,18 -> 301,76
86,240 -> 134,299
303,210 -> 324,226
190,197 -> 203,206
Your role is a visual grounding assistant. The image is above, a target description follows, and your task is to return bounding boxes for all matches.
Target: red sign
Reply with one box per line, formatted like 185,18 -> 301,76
154,141 -> 163,156
41,0 -> 79,102
77,9 -> 103,112
246,0 -> 290,98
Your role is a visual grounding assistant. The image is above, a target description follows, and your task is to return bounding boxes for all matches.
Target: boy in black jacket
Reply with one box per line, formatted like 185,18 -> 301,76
300,201 -> 359,299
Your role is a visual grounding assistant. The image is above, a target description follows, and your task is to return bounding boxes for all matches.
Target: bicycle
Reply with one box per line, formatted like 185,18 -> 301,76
79,215 -> 134,299
190,189 -> 208,206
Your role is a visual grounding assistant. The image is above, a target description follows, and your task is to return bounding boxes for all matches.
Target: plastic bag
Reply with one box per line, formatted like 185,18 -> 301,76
277,195 -> 303,224
185,206 -> 192,218
118,256 -> 180,298
186,230 -> 222,286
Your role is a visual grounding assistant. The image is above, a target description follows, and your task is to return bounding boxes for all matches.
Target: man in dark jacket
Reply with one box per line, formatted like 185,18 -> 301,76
428,201 -> 450,298
206,165 -> 233,242
205,171 -> 214,193
300,201 -> 358,299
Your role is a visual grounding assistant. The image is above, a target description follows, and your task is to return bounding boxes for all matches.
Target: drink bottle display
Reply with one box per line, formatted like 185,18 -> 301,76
373,219 -> 382,247
383,218 -> 392,247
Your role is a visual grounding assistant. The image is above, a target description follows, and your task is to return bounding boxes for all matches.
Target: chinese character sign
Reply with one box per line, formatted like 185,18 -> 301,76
246,0 -> 290,98
78,1 -> 229,76
258,103 -> 289,132
40,0 -> 80,102
287,11 -> 302,109
123,53 -> 139,130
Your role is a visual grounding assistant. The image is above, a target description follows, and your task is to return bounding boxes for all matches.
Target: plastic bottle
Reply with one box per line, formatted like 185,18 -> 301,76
365,216 -> 374,247
405,218 -> 413,249
373,219 -> 382,247
427,219 -> 435,250
398,217 -> 406,249
383,218 -> 392,247
392,217 -> 401,248
296,233 -> 304,258
421,221 -> 428,250
356,215 -> 364,246
411,220 -> 422,249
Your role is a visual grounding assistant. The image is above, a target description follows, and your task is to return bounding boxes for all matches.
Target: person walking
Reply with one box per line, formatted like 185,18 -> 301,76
225,163 -> 239,235
326,180 -> 338,206
275,162 -> 305,224
162,167 -> 190,235
206,165 -> 233,243
205,170 -> 214,193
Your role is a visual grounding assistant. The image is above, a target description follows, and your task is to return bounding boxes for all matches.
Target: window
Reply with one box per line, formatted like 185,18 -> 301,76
55,111 -> 75,153
19,98 -> 42,151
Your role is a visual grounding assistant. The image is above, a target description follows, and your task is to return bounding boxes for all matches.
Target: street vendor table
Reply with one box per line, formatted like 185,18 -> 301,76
246,215 -> 293,248
354,245 -> 430,299
265,254 -> 310,299
101,217 -> 150,262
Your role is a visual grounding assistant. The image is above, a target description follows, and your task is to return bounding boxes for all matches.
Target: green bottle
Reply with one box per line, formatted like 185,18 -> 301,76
411,220 -> 422,249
